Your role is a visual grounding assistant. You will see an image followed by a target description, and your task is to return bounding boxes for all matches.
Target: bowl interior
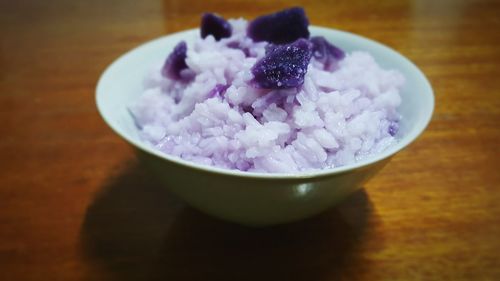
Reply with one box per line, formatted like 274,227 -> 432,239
96,26 -> 434,178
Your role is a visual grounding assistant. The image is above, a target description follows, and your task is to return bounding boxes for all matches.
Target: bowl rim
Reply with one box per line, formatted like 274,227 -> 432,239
96,26 -> 434,180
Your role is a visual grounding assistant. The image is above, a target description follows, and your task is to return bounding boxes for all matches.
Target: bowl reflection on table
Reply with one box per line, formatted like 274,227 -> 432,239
96,26 -> 434,226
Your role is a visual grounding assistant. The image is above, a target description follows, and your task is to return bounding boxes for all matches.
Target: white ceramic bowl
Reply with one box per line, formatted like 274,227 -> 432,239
96,26 -> 434,226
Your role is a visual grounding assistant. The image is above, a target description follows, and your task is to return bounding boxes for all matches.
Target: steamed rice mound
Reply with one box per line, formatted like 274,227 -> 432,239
130,18 -> 404,173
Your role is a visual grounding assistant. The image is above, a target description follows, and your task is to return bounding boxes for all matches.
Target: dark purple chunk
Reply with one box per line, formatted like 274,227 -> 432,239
226,41 -> 240,49
310,36 -> 345,69
388,122 -> 399,136
161,41 -> 188,80
227,41 -> 250,57
201,13 -> 232,40
264,43 -> 279,54
208,84 -> 230,98
247,7 -> 310,44
251,38 -> 313,89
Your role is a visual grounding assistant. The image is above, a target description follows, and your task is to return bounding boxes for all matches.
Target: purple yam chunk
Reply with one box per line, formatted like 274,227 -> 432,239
226,41 -> 240,49
247,7 -> 310,44
388,122 -> 399,136
227,41 -> 250,57
310,36 -> 345,69
251,38 -> 313,89
201,13 -> 232,40
161,41 -> 188,80
208,84 -> 230,98
264,43 -> 279,54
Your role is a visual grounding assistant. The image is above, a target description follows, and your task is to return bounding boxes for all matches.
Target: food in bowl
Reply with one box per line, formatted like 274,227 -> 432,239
130,7 -> 405,173
97,7 -> 434,225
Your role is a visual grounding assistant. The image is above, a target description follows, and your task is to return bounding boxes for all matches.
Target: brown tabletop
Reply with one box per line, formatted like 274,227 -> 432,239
1,0 -> 499,280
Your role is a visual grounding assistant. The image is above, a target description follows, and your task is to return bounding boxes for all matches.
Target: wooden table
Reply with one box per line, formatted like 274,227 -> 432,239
1,0 -> 499,280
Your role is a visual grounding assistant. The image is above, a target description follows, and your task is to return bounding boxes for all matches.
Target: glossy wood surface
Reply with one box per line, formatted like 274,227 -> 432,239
1,0 -> 499,280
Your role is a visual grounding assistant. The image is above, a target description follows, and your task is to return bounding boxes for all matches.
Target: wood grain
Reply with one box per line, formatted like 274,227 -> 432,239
1,0 -> 499,280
